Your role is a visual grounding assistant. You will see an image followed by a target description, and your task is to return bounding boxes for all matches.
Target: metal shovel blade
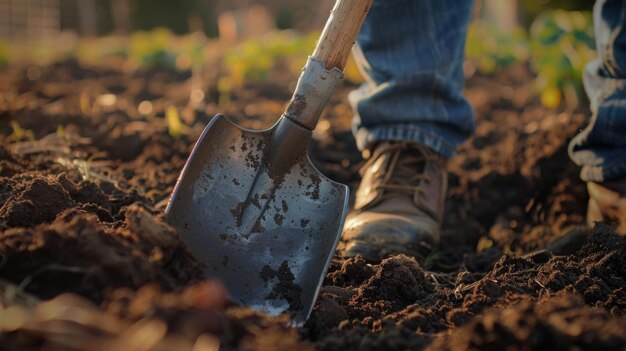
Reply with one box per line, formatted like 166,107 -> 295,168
165,113 -> 349,325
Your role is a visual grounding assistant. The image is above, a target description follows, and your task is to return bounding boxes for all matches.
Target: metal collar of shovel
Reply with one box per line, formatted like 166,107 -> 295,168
166,0 -> 373,325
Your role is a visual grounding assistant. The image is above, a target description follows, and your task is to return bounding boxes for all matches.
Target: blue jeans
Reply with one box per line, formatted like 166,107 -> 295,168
569,0 -> 626,182
350,0 -> 474,159
351,0 -> 626,182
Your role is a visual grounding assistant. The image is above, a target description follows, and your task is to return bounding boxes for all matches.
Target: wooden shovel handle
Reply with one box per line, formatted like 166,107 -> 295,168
312,0 -> 373,71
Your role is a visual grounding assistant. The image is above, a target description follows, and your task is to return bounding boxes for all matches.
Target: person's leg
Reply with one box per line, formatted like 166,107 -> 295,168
569,0 -> 626,182
569,0 -> 626,233
341,0 -> 474,261
350,0 -> 475,159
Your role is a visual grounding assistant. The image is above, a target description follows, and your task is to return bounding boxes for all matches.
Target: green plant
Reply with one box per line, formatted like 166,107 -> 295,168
222,31 -> 318,88
465,20 -> 530,74
9,121 -> 35,142
165,106 -> 188,137
218,29 -> 365,101
530,10 -> 595,109
129,28 -> 177,70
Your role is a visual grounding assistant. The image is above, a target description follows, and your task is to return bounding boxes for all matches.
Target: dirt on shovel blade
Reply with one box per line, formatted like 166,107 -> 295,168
1,61 -> 625,350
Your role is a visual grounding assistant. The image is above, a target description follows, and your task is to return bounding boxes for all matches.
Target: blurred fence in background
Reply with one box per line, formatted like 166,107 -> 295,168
0,0 -> 594,39
0,0 -> 336,39
0,0 -> 60,39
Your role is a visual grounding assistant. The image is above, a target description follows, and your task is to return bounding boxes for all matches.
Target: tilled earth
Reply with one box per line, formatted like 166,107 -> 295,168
0,60 -> 625,350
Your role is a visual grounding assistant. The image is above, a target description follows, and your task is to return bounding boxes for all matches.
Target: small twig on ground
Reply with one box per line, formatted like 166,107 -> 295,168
453,278 -> 500,299
426,271 -> 457,288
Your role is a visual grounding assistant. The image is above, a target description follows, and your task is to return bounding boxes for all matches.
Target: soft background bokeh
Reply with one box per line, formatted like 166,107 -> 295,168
0,0 -> 595,113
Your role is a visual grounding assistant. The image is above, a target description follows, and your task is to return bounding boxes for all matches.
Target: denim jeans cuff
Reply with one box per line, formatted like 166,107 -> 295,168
354,124 -> 456,159
580,158 -> 626,182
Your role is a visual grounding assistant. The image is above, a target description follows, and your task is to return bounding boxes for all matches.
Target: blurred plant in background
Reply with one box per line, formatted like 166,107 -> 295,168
76,36 -> 125,66
465,20 -> 530,74
223,31 -> 317,88
530,10 -> 595,109
0,0 -> 596,112
464,9 -> 595,110
217,31 -> 362,105
129,28 -> 177,69
126,28 -> 208,71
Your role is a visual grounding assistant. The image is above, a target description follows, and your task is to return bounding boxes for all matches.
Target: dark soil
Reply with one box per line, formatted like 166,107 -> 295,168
0,60 -> 625,350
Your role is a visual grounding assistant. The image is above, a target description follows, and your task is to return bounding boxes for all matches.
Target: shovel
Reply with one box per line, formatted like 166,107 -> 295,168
166,0 -> 372,325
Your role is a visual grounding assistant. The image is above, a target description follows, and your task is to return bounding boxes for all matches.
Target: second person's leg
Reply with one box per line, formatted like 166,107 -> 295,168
569,0 -> 626,233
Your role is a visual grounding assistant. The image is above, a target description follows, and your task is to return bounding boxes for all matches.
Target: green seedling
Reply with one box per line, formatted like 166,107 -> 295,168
56,125 -> 65,139
166,106 -> 189,137
9,121 -> 35,142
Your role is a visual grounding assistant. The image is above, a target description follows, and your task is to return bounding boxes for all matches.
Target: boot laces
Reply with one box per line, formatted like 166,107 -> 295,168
361,142 -> 436,199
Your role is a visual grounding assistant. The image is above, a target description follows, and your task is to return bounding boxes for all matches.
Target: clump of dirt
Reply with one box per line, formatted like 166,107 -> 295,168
536,224 -> 626,313
0,147 -> 27,177
428,294 -> 626,351
0,171 -> 119,227
0,204 -> 204,301
350,255 -> 433,317
0,176 -> 74,227
326,255 -> 375,286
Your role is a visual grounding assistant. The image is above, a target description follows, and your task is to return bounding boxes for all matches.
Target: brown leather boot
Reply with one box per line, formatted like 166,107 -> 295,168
587,179 -> 626,234
341,142 -> 448,261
